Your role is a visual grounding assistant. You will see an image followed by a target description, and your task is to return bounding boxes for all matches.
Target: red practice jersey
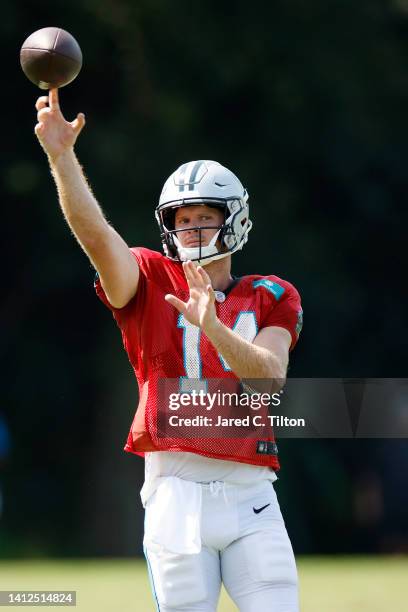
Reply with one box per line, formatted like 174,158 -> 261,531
95,247 -> 302,469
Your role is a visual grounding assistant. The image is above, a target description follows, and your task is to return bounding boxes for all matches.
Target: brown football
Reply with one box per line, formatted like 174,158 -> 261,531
20,27 -> 82,90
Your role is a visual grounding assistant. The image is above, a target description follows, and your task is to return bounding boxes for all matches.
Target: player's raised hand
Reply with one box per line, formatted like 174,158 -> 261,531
165,261 -> 219,332
34,88 -> 85,161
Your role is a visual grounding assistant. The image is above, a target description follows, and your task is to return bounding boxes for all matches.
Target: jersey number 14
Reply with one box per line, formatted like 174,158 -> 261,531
177,311 -> 257,392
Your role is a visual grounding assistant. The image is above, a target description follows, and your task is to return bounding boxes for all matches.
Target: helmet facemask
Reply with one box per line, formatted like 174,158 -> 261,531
156,198 -> 251,266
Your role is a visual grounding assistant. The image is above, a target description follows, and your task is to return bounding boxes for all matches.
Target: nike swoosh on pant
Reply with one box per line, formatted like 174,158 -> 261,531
253,503 -> 271,514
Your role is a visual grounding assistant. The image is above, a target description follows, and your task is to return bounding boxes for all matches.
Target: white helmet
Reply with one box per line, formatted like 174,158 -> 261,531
155,160 -> 252,266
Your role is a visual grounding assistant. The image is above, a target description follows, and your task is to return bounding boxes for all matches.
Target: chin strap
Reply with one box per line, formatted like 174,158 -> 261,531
173,229 -> 226,266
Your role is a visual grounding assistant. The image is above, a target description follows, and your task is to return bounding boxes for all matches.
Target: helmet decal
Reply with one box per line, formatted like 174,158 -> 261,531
175,160 -> 208,192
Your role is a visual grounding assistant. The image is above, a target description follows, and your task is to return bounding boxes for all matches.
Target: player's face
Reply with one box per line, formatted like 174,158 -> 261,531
174,205 -> 224,248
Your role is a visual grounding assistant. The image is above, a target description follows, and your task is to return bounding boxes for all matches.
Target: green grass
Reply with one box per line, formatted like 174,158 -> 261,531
0,556 -> 406,611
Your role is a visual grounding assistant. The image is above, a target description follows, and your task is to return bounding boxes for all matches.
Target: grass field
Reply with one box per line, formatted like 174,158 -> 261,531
0,556 -> 407,611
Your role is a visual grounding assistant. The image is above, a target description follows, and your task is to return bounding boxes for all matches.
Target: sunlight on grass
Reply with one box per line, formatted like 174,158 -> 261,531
0,556 -> 406,611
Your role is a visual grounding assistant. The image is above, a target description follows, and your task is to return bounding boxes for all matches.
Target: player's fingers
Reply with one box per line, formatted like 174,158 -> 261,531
35,96 -> 49,111
71,113 -> 85,134
206,284 -> 216,302
197,265 -> 211,286
185,260 -> 204,287
189,288 -> 201,300
34,122 -> 44,137
49,88 -> 60,110
37,107 -> 52,122
164,294 -> 186,314
188,260 -> 203,283
182,261 -> 197,288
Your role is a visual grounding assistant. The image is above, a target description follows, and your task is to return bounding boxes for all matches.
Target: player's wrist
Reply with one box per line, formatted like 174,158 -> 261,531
48,147 -> 76,170
202,316 -> 223,339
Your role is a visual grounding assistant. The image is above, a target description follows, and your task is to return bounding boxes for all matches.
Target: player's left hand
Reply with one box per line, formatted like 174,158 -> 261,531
35,89 -> 85,161
165,261 -> 219,332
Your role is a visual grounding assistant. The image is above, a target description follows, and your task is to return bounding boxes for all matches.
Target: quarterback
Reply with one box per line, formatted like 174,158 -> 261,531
35,89 -> 303,612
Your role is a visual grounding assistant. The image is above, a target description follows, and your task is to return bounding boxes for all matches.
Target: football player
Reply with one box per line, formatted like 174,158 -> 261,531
35,89 -> 303,612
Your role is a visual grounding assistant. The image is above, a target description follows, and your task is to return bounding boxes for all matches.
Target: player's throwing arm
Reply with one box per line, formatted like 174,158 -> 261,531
34,88 -> 139,308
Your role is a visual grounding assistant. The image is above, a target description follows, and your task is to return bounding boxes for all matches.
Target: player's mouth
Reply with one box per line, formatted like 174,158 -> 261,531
185,239 -> 204,247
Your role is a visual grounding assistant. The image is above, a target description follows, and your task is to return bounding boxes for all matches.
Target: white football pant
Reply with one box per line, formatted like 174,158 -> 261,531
144,479 -> 299,611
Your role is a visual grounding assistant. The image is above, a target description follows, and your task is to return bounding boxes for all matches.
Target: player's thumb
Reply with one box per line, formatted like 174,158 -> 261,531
165,294 -> 185,314
71,113 -> 85,134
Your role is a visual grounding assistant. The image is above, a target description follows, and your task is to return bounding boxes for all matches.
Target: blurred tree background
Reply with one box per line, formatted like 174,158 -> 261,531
1,0 -> 407,557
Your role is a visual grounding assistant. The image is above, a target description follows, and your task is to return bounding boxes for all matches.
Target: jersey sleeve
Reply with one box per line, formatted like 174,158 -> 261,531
93,247 -> 152,330
261,280 -> 303,351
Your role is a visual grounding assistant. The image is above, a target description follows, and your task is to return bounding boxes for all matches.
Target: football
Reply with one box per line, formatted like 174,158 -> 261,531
20,27 -> 82,90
